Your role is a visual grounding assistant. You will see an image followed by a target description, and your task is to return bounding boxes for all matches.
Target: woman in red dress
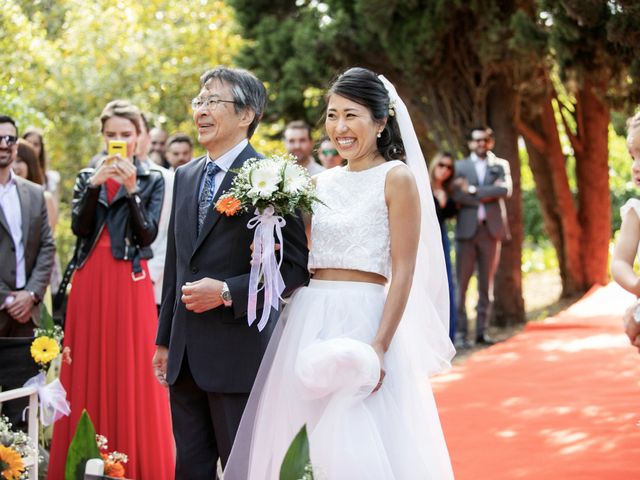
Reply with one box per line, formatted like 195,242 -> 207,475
48,100 -> 175,479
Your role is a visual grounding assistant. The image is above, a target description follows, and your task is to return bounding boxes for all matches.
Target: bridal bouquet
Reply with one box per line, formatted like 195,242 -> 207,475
215,154 -> 319,330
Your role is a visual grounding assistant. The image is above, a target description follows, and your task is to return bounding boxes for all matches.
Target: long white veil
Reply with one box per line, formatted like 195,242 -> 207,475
379,75 -> 455,375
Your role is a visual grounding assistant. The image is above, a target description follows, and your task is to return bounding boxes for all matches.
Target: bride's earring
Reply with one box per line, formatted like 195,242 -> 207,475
377,131 -> 382,138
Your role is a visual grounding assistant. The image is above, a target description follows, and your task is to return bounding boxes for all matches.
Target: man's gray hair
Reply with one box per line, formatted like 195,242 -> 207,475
200,66 -> 267,138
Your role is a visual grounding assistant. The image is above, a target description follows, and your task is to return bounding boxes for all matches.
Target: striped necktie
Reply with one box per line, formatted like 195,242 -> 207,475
197,161 -> 221,233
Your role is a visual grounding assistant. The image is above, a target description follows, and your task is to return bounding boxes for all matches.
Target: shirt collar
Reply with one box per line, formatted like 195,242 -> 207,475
206,139 -> 249,172
0,169 -> 18,189
471,152 -> 485,163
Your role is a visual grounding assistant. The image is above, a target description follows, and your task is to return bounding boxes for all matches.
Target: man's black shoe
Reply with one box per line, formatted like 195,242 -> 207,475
475,335 -> 497,346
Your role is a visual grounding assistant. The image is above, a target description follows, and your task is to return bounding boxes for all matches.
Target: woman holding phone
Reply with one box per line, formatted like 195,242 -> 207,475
48,100 -> 174,479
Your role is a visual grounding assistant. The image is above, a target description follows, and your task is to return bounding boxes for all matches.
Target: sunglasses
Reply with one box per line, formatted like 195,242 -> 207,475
0,135 -> 17,146
321,148 -> 338,156
437,163 -> 453,171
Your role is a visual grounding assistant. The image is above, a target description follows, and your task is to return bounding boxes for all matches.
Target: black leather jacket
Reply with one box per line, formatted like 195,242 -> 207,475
71,160 -> 164,273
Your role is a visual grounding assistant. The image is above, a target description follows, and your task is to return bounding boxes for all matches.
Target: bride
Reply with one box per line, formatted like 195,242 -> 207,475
224,67 -> 456,479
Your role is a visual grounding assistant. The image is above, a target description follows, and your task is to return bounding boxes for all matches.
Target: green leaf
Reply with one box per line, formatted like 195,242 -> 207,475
40,303 -> 54,331
65,410 -> 101,480
280,424 -> 313,480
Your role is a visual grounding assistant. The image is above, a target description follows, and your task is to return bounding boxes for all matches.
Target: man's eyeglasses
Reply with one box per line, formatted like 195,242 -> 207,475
0,135 -> 17,146
191,96 -> 237,111
437,163 -> 453,171
321,148 -> 338,156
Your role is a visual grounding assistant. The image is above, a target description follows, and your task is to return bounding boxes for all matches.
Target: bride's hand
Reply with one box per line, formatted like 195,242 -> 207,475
371,342 -> 386,393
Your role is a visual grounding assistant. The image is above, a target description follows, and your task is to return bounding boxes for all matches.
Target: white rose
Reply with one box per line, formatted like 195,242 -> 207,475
248,162 -> 281,198
282,162 -> 308,194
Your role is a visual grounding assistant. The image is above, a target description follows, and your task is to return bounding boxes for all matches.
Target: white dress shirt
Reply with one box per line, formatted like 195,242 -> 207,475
301,157 -> 325,176
471,153 -> 487,222
143,161 -> 175,305
201,139 -> 249,198
0,170 -> 25,289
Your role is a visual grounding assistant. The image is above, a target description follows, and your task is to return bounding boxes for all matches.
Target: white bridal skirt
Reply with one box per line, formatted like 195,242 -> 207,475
224,280 -> 454,480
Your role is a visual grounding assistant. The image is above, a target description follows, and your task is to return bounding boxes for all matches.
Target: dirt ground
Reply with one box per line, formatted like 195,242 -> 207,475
453,268 -> 578,363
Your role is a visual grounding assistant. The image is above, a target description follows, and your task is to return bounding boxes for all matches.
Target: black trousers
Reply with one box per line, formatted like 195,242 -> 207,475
169,353 -> 249,480
0,321 -> 38,432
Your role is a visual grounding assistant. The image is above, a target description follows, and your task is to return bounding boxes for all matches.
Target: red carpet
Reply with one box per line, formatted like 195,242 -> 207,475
434,284 -> 640,479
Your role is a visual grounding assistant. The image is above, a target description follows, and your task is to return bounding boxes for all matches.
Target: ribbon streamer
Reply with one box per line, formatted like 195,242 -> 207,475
23,372 -> 71,427
247,205 -> 286,331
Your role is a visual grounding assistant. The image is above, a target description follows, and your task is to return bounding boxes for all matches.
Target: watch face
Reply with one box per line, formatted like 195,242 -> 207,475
222,290 -> 232,301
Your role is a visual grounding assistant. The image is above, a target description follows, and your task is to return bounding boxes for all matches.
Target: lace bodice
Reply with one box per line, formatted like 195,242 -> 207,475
308,160 -> 406,279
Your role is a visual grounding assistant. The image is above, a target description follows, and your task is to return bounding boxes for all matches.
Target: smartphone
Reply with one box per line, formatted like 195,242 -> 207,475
106,140 -> 127,164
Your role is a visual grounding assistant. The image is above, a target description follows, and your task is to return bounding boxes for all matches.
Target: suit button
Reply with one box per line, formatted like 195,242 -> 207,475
191,266 -> 199,274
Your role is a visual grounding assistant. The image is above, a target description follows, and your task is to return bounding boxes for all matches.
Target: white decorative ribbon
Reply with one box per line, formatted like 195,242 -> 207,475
23,372 -> 71,427
247,205 -> 286,331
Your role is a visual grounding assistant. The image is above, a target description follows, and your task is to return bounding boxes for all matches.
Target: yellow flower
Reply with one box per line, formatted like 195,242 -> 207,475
0,445 -> 25,480
31,336 -> 60,365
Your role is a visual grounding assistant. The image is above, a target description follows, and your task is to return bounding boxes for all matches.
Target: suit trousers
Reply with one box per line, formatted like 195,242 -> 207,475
456,222 -> 501,339
170,352 -> 249,480
0,319 -> 37,431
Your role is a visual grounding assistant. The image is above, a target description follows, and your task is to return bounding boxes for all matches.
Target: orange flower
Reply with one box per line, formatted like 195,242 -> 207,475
104,461 -> 126,478
216,196 -> 242,216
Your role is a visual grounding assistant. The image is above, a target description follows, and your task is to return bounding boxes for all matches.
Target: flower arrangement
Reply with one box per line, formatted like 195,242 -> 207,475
30,308 -> 64,373
96,434 -> 128,478
215,154 -> 319,217
0,415 -> 37,480
215,154 -> 321,331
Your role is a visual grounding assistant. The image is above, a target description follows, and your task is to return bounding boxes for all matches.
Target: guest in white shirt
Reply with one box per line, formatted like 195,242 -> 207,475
138,113 -> 175,312
283,120 -> 325,175
0,114 -> 55,430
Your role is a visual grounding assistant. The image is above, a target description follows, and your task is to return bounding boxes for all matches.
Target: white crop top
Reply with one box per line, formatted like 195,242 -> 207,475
308,160 -> 406,279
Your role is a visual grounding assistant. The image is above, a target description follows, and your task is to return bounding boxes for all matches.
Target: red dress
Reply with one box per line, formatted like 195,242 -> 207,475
48,180 -> 175,479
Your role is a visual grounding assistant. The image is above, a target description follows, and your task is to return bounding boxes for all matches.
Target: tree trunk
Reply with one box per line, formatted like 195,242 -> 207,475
521,91 -> 585,296
574,79 -> 611,285
487,76 -> 526,327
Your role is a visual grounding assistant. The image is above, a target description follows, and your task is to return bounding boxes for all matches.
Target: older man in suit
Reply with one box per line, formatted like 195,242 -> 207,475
452,126 -> 512,348
154,67 -> 309,479
0,115 -> 55,428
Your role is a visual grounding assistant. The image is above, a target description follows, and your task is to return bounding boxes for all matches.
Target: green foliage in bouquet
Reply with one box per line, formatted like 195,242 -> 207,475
65,410 -> 101,480
280,425 -> 314,480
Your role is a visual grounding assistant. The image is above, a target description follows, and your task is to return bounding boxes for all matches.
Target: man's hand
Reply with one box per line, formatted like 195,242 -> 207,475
152,346 -> 169,387
622,302 -> 640,353
181,277 -> 224,313
7,291 -> 34,323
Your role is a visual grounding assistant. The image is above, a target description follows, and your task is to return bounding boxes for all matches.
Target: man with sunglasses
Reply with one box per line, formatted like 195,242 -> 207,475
0,115 -> 55,429
452,126 -> 512,349
318,137 -> 344,169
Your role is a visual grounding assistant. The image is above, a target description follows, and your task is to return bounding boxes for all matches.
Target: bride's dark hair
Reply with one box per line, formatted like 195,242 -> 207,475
327,67 -> 405,162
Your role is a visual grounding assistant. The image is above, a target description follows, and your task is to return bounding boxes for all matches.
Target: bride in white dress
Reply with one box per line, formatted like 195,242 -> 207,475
224,67 -> 456,479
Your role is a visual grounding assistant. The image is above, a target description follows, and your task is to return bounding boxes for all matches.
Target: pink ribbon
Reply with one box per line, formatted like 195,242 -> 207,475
247,206 -> 286,331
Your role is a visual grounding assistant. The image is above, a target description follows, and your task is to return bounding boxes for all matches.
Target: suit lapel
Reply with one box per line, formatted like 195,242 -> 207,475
16,179 -> 31,247
192,144 -> 258,255
465,157 -> 479,185
0,194 -> 9,235
183,156 -> 207,252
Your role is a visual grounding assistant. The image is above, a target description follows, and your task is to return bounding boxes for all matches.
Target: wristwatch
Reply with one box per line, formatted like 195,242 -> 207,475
468,185 -> 477,195
27,290 -> 41,305
221,282 -> 233,307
